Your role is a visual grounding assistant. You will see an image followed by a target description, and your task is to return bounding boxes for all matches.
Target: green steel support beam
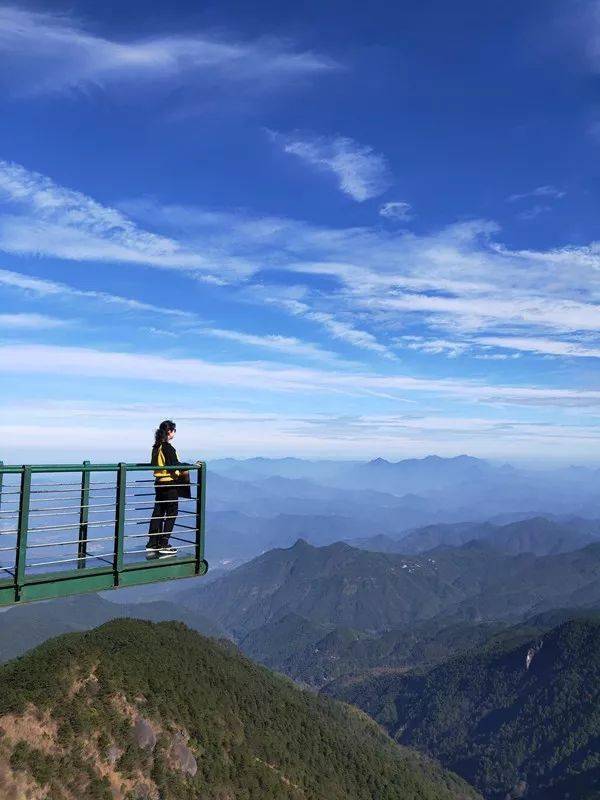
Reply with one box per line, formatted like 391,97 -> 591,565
0,460 -> 3,515
78,460 -> 90,569
196,462 -> 206,569
15,466 -> 31,601
113,462 -> 126,583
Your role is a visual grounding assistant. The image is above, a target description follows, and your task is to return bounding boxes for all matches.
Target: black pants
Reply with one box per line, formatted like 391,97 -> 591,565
147,483 -> 179,548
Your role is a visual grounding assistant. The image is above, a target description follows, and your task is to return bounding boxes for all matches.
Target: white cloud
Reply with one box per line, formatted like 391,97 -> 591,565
1,342 -> 600,408
379,201 -> 413,221
0,267 -> 196,318
0,160 -> 229,277
268,294 -> 394,357
367,292 -> 600,334
270,131 -> 392,201
2,400 -> 599,461
199,326 -> 354,364
507,185 -> 566,202
1,164 -> 599,368
122,199 -> 600,357
397,335 -> 469,358
0,6 -> 337,96
0,312 -> 67,329
478,335 -> 600,358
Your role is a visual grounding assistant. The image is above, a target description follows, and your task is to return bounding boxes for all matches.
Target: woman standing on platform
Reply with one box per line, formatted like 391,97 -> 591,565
146,420 -> 189,557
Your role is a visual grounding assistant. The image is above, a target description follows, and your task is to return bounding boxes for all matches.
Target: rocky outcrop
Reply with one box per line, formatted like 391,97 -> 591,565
170,732 -> 197,776
133,717 -> 157,751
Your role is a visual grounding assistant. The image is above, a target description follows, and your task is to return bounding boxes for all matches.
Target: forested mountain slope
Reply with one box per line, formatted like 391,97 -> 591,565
0,593 -> 223,664
325,619 -> 600,800
0,619 -> 480,800
180,538 -> 600,638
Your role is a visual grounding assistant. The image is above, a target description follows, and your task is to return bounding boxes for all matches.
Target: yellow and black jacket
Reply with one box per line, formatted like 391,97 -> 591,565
151,441 -> 186,484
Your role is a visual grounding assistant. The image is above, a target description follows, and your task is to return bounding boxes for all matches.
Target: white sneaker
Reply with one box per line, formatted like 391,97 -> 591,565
158,545 -> 178,556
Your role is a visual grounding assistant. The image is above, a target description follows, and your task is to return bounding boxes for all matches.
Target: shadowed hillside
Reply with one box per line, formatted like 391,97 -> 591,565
325,619 -> 600,800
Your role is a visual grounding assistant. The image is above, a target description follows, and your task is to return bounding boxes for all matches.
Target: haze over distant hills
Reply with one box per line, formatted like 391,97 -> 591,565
205,455 -> 600,567
353,515 -> 600,557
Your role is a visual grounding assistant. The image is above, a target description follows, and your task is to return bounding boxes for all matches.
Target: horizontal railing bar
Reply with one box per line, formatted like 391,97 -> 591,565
170,535 -> 196,545
26,502 -> 117,516
27,480 -> 155,488
128,498 -> 196,508
26,520 -> 117,533
2,499 -> 195,519
123,530 -> 199,541
26,552 -> 115,568
126,543 -> 196,556
131,506 -> 196,513
1,462 -> 204,474
23,544 -> 197,566
27,536 -> 115,549
124,464 -> 201,473
27,487 -> 193,498
18,513 -> 187,535
172,522 -> 198,531
29,490 -> 116,497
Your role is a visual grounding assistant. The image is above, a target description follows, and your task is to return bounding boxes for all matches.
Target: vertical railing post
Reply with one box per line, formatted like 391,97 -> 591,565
15,467 -> 31,601
78,460 -> 90,569
195,463 -> 206,573
113,463 -> 126,585
0,461 -> 4,515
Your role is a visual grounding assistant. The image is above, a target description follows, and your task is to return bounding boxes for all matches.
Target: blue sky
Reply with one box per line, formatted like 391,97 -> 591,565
0,0 -> 599,463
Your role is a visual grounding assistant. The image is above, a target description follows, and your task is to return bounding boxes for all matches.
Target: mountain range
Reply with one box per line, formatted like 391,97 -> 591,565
176,537 -> 600,688
204,455 -> 600,567
352,515 -> 600,557
180,537 -> 600,635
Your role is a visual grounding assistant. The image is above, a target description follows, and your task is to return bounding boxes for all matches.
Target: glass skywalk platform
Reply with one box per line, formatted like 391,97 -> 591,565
0,461 -> 207,605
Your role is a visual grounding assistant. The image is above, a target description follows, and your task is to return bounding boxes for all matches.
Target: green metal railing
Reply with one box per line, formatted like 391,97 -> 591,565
0,461 -> 207,605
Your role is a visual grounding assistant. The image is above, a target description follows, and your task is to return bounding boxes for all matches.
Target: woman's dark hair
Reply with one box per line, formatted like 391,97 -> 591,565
154,420 -> 176,446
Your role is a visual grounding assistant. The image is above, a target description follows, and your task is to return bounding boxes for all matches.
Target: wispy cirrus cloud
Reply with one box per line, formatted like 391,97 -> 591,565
122,196 -> 600,359
0,267 -> 196,318
506,185 -> 565,222
0,312 -> 68,329
270,296 -> 394,357
478,335 -> 600,358
1,161 -> 599,367
0,160 -> 229,278
507,185 -> 565,203
2,399 -> 599,461
198,326 -> 355,364
269,130 -> 392,201
379,201 -> 413,221
1,343 -> 600,408
0,6 -> 337,96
